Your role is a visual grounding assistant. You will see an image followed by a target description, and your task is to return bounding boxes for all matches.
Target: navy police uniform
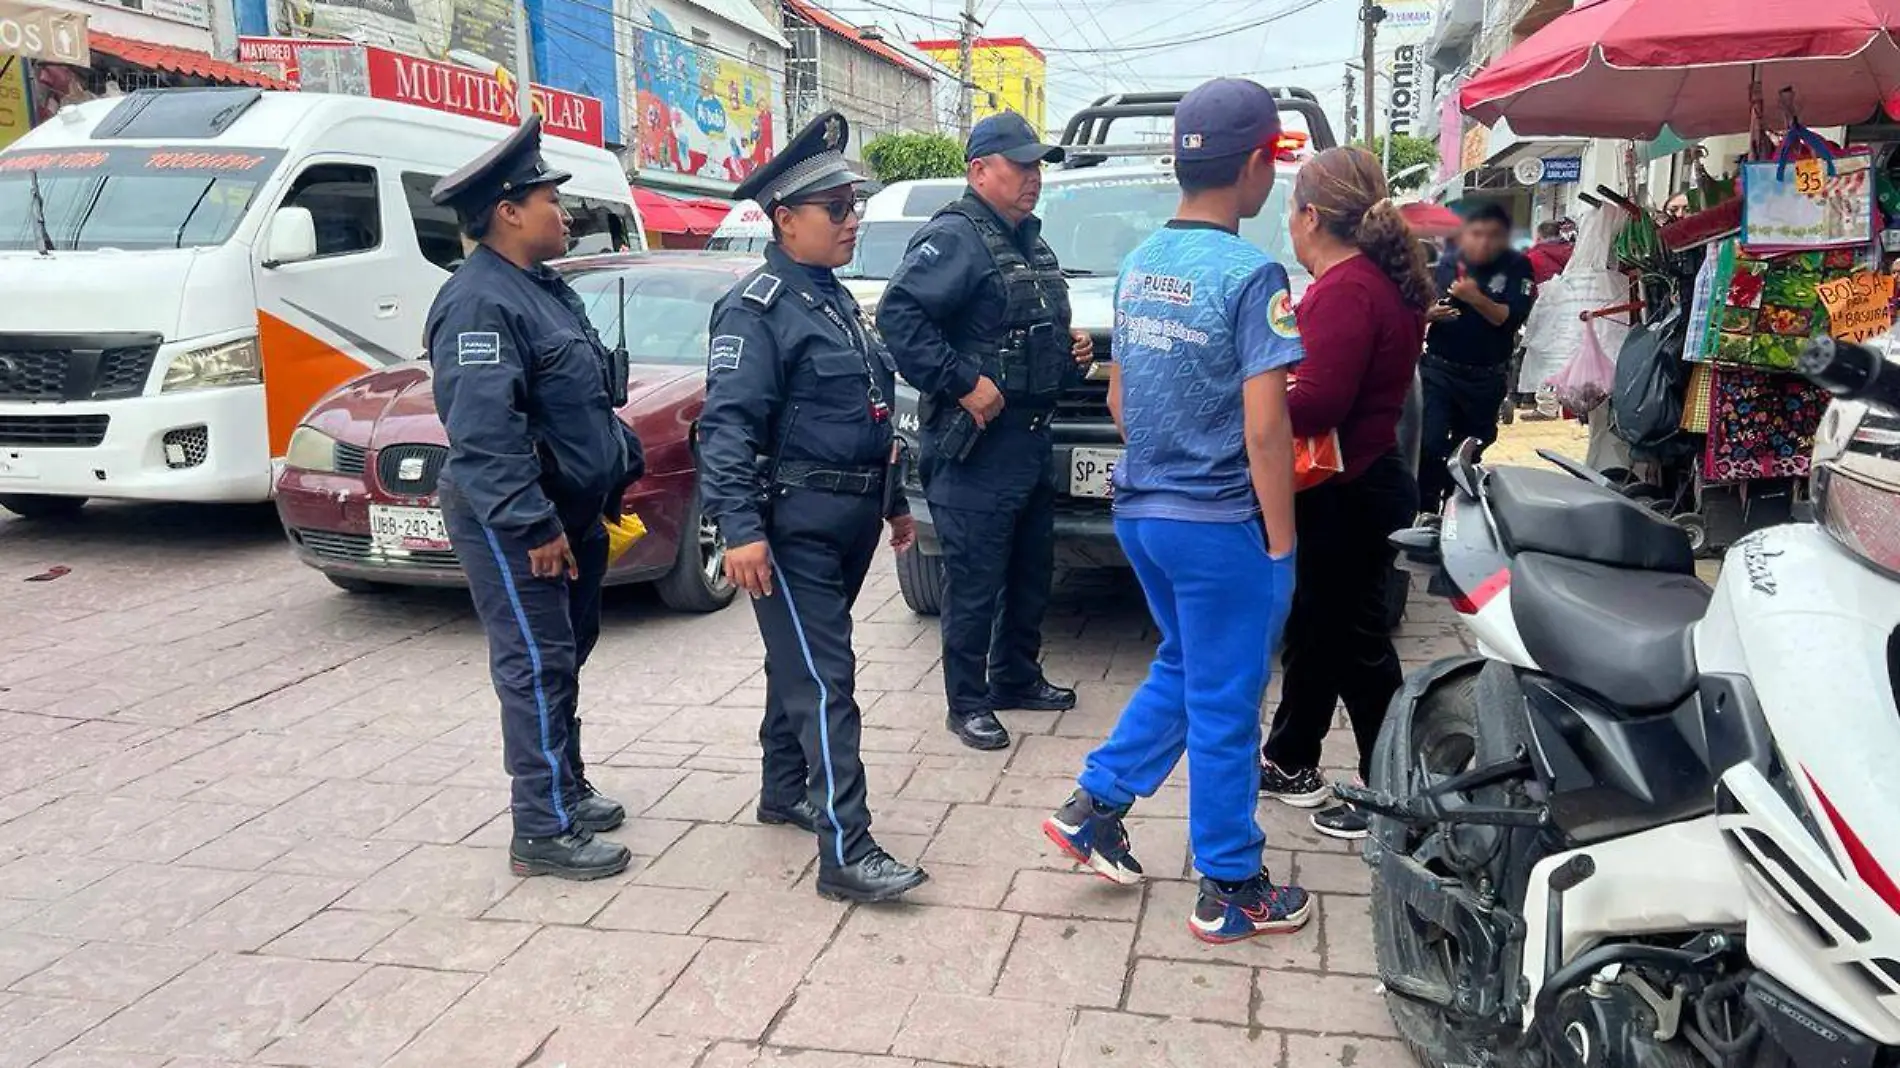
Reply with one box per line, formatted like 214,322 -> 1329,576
697,111 -> 928,903
876,112 -> 1079,752
1418,247 -> 1536,509
426,116 -> 643,880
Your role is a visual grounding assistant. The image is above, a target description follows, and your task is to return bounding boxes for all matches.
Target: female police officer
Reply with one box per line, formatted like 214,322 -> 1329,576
697,111 -> 928,903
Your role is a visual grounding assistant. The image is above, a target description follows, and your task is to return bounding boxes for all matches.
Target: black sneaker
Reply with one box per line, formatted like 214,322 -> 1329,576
1311,803 -> 1370,841
1189,871 -> 1314,944
1260,760 -> 1331,808
1041,789 -> 1144,886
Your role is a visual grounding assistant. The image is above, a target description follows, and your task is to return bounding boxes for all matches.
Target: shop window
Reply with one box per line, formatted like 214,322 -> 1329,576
282,163 -> 381,258
401,171 -> 466,271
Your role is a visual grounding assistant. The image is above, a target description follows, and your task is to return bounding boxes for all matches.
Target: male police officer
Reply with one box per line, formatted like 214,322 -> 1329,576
428,116 -> 644,881
698,111 -> 929,904
877,111 -> 1094,752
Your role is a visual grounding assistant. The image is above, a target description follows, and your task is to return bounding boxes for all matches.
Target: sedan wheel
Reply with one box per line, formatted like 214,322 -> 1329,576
657,489 -> 738,613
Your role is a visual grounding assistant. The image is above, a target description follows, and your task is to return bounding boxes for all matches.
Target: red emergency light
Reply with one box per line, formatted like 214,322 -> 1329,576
1273,131 -> 1310,161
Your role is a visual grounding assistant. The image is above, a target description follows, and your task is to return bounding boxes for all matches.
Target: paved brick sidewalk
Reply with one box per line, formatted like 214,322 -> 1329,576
0,500 -> 1467,1068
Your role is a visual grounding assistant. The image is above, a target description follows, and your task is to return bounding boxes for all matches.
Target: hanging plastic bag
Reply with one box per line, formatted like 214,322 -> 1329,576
1294,432 -> 1345,491
605,512 -> 648,565
1546,322 -> 1616,414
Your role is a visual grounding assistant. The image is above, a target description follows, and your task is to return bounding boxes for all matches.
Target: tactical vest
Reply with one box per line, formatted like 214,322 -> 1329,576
937,197 -> 1072,402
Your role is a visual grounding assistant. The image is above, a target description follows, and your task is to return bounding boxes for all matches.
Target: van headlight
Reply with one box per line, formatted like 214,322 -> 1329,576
162,338 -> 262,393
284,425 -> 340,473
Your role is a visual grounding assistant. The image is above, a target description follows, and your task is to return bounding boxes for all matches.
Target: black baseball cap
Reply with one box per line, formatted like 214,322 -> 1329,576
1173,79 -> 1281,161
966,111 -> 1065,164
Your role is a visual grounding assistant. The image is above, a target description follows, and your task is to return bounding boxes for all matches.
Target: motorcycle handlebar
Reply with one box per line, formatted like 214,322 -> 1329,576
1800,336 -> 1900,415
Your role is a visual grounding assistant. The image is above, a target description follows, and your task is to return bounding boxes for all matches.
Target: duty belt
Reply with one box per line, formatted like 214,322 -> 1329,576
773,461 -> 883,497
1422,353 -> 1511,380
996,406 -> 1056,432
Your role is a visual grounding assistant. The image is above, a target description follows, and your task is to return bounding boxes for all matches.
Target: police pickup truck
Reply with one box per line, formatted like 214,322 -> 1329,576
890,88 -> 1420,626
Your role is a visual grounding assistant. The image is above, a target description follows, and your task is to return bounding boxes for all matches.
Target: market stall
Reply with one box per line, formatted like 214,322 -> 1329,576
1457,0 -> 1900,554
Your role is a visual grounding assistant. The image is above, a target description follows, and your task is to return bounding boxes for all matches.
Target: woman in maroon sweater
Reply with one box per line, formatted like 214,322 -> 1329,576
1258,147 -> 1433,840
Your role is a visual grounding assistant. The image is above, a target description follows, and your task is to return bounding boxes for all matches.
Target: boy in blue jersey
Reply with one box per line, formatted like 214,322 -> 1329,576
1041,79 -> 1310,943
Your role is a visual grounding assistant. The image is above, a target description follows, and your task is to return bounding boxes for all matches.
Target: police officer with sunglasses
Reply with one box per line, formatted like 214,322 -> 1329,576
696,110 -> 927,903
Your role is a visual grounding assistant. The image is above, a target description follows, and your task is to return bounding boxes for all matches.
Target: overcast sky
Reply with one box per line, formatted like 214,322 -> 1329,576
818,0 -> 1366,141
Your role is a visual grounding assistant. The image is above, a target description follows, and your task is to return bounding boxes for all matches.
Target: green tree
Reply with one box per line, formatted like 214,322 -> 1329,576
862,131 -> 966,184
1364,134 -> 1440,192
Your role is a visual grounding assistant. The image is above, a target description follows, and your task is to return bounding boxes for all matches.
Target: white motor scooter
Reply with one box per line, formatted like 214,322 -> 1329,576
1352,336 -> 1900,1068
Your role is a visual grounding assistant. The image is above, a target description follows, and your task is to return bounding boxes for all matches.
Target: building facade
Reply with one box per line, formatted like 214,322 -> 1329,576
911,35 -> 1044,137
618,0 -> 787,195
780,0 -> 934,165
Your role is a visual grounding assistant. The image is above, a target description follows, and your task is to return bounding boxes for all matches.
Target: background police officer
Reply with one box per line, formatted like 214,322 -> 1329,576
428,116 -> 644,882
877,112 -> 1094,752
698,111 -> 929,904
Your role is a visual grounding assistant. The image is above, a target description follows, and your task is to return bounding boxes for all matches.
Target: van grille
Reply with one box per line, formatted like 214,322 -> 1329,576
0,414 -> 109,447
0,334 -> 163,402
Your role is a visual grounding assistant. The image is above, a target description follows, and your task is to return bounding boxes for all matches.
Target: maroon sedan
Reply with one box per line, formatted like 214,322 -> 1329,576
274,252 -> 758,613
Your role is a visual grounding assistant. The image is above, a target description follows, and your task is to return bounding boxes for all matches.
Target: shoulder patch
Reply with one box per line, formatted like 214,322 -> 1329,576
456,331 -> 501,366
1520,276 -> 1534,297
917,240 -> 941,261
743,274 -> 783,308
709,335 -> 745,372
1268,288 -> 1299,339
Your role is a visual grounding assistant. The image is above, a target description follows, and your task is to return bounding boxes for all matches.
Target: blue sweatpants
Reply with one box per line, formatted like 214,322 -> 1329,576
1078,515 -> 1296,882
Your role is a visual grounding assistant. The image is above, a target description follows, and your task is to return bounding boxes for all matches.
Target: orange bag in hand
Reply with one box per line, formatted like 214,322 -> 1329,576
1294,432 -> 1345,491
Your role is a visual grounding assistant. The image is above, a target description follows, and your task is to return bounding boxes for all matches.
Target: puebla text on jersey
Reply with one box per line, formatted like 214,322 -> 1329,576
697,243 -> 908,549
427,245 -> 646,544
1110,222 -> 1304,521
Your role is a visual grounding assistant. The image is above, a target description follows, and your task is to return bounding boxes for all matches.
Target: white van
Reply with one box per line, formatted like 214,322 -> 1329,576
0,88 -> 641,517
703,178 -> 962,308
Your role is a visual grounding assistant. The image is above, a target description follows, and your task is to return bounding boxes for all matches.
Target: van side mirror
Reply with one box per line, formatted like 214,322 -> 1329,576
264,206 -> 317,267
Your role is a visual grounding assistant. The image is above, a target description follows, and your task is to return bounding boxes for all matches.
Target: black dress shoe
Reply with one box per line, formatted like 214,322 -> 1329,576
757,797 -> 820,833
510,828 -> 632,881
817,849 -> 929,903
990,679 -> 1077,712
947,710 -> 1011,751
572,783 -> 625,833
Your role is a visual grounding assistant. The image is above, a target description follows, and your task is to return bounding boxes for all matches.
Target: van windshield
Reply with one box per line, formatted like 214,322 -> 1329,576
1037,170 -> 1304,279
0,146 -> 285,252
839,219 -> 923,280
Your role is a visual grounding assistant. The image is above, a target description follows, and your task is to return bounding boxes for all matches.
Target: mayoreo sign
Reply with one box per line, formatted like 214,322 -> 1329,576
0,0 -> 88,66
237,36 -> 605,147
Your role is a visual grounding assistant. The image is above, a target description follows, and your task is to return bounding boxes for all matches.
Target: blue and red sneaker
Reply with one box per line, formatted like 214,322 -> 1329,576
1042,789 -> 1145,886
1189,872 -> 1313,943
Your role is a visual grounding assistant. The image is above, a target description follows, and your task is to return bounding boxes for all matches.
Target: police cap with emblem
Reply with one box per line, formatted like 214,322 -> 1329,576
734,109 -> 864,209
430,114 -> 572,216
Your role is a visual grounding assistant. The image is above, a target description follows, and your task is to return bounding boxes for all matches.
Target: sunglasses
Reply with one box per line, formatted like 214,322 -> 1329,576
787,197 -> 862,224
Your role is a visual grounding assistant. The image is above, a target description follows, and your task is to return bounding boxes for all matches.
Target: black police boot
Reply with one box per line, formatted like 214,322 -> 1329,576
947,710 -> 1011,751
509,827 -> 632,881
990,679 -> 1078,712
816,848 -> 929,903
757,797 -> 821,833
572,778 -> 625,833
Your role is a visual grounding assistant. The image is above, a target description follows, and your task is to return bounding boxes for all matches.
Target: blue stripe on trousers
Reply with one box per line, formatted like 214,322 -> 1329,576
482,526 -> 570,831
771,560 -> 847,869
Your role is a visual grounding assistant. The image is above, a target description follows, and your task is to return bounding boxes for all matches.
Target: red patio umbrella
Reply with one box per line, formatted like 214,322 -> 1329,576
1398,200 -> 1465,237
1459,0 -> 1900,139
633,188 -> 728,236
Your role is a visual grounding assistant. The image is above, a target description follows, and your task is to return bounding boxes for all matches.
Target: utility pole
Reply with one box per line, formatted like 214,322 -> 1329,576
957,0 -> 978,142
1359,2 -> 1383,151
1342,67 -> 1357,143
513,0 -> 535,124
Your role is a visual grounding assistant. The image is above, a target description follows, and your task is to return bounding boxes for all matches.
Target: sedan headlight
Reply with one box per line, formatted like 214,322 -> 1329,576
284,425 -> 340,473
162,338 -> 262,393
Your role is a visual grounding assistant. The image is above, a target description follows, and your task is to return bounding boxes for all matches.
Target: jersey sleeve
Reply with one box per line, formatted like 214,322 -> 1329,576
1232,260 -> 1306,379
427,296 -> 563,547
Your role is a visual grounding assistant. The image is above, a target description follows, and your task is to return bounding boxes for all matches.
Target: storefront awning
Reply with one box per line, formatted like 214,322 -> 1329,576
88,31 -> 292,90
634,187 -> 730,236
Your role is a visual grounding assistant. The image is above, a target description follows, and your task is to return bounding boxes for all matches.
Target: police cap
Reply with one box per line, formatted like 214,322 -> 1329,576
430,114 -> 572,214
734,110 -> 864,208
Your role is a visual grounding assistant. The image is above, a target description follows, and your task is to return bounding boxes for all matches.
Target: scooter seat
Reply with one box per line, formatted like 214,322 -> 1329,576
1510,553 -> 1711,710
1488,467 -> 1694,574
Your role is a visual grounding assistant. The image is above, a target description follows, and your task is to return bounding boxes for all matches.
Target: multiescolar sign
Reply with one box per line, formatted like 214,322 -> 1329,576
0,0 -> 88,66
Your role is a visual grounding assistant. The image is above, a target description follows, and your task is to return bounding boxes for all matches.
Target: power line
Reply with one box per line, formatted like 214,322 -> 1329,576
1034,0 -> 1335,55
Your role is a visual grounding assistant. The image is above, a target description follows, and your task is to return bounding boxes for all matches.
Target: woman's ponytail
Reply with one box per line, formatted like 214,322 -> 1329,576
1356,196 -> 1437,313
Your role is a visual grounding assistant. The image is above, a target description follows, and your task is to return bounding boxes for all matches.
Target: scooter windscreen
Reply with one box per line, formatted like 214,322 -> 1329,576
1802,337 -> 1900,579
